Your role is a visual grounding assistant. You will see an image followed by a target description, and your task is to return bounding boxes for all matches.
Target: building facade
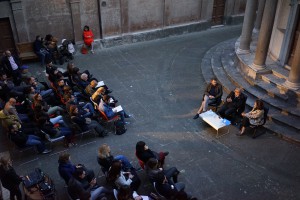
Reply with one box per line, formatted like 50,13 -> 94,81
0,0 -> 246,53
237,0 -> 300,90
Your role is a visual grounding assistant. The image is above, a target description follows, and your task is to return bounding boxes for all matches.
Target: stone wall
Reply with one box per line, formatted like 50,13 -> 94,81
0,0 -> 246,45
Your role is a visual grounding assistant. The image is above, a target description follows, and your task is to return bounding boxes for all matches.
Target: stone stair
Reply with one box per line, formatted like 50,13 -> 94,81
200,38 -> 300,144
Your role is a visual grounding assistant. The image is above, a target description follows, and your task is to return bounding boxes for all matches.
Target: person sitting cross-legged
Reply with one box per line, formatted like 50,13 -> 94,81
193,77 -> 223,119
217,88 -> 246,120
237,99 -> 265,136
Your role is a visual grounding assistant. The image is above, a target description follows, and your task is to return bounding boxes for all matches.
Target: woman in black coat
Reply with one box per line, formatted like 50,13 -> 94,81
0,156 -> 22,200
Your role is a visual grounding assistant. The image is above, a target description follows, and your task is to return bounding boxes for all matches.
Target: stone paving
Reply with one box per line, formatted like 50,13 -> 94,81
1,25 -> 300,200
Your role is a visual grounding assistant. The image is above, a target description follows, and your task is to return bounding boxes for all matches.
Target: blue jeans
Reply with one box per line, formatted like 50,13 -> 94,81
90,186 -> 110,200
26,135 -> 45,152
83,102 -> 95,114
36,50 -> 50,66
115,155 -> 133,170
50,115 -> 67,127
40,89 -> 53,97
57,127 -> 72,137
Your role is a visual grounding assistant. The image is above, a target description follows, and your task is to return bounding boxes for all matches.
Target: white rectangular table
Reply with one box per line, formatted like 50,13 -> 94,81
199,110 -> 231,138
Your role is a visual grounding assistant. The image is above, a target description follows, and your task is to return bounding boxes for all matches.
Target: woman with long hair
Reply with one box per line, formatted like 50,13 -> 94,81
237,99 -> 264,136
0,156 -> 22,200
83,25 -> 94,54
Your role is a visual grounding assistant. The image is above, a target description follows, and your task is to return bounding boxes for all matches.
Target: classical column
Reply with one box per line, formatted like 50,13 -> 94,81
252,0 -> 278,70
70,0 -> 82,43
253,0 -> 266,33
284,35 -> 300,90
10,0 -> 29,42
237,0 -> 258,54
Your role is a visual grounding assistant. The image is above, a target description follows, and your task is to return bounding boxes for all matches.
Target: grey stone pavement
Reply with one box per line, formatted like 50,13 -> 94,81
1,25 -> 300,200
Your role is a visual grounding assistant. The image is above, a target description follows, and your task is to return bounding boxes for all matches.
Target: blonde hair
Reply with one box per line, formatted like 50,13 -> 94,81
98,144 -> 111,159
91,87 -> 105,101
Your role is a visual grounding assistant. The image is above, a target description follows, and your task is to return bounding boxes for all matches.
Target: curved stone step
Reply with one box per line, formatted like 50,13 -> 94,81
200,46 -> 218,84
221,51 -> 300,119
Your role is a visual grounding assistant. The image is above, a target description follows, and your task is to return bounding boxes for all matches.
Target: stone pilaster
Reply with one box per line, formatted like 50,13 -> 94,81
10,0 -> 28,42
70,0 -> 82,43
253,0 -> 266,33
237,0 -> 258,54
284,33 -> 300,90
252,0 -> 278,70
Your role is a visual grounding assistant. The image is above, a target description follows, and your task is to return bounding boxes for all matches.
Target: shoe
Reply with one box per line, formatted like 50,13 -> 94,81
114,99 -> 118,103
163,152 -> 169,156
41,149 -> 52,154
125,114 -> 132,118
91,50 -> 94,54
124,122 -> 130,125
106,89 -> 113,94
193,114 -> 199,119
236,132 -> 244,136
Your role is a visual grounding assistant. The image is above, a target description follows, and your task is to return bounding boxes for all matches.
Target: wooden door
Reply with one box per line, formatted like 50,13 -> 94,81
0,18 -> 15,54
212,0 -> 226,26
288,11 -> 300,66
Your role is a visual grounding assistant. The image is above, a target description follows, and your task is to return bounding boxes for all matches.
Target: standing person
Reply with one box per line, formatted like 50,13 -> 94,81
83,25 -> 95,54
33,35 -> 51,67
0,156 -> 22,200
1,50 -> 22,85
237,99 -> 265,136
193,77 -> 223,119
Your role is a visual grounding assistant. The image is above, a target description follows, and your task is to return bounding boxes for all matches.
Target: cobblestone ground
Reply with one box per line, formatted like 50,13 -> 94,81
1,25 -> 300,200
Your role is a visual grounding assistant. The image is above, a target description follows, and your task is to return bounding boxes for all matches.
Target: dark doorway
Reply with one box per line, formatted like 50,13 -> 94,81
287,10 -> 300,66
0,18 -> 15,54
212,0 -> 226,26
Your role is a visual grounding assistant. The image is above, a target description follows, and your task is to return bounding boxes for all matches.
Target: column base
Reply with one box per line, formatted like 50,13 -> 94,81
236,48 -> 250,54
283,80 -> 300,91
250,63 -> 267,71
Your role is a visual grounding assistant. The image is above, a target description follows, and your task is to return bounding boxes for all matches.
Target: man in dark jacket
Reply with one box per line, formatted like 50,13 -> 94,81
217,88 -> 246,119
67,167 -> 111,200
34,35 -> 51,67
8,123 -> 51,154
1,50 -> 22,85
193,77 -> 223,119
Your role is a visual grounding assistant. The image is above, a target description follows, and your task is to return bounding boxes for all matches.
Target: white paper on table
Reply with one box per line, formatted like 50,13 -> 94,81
112,105 -> 123,113
96,81 -> 105,88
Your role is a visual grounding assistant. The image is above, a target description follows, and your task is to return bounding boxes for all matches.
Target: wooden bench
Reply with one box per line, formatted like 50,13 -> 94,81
16,42 -> 39,62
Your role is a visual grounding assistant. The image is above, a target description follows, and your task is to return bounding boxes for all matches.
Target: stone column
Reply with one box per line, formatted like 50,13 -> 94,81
237,0 -> 258,54
70,0 -> 82,43
284,35 -> 300,90
253,0 -> 266,32
252,0 -> 278,70
10,0 -> 29,42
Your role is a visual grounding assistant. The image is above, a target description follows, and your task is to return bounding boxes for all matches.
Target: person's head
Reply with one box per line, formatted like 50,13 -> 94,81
108,160 -> 122,181
46,60 -> 53,66
117,185 -> 133,200
45,34 -> 53,41
70,105 -> 78,116
74,166 -> 86,180
58,152 -> 71,164
28,77 -> 36,85
210,77 -> 218,86
33,93 -> 43,102
67,62 -> 74,73
80,73 -> 88,81
254,99 -> 264,110
63,85 -> 72,93
0,155 -> 12,171
90,80 -> 97,88
57,79 -> 65,87
83,25 -> 90,31
8,123 -> 19,133
8,98 -> 17,106
98,144 -> 111,159
102,94 -> 110,104
0,72 -> 7,80
36,35 -> 42,41
156,171 -> 167,184
234,88 -> 242,97
136,141 -> 147,153
72,67 -> 80,75
4,50 -> 11,57
146,158 -> 159,170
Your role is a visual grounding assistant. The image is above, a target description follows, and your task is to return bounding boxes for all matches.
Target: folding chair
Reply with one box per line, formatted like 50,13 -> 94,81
250,107 -> 269,139
98,110 -> 119,134
69,117 -> 96,144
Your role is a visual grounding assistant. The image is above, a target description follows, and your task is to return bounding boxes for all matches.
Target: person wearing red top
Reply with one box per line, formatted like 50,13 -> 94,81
83,25 -> 94,54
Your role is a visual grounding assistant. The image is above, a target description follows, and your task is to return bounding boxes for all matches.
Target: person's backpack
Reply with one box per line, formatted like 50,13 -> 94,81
115,120 -> 126,135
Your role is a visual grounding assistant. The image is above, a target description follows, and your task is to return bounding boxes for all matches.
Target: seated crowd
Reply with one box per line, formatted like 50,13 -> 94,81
0,50 -> 132,152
